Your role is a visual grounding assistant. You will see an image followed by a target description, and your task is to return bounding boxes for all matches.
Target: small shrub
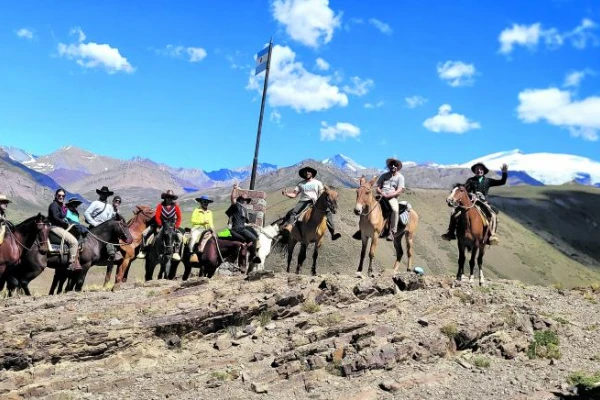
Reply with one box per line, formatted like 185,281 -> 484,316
226,325 -> 241,338
258,311 -> 272,327
567,371 -> 600,390
527,330 -> 560,360
590,282 -> 600,293
473,356 -> 491,368
211,370 -> 231,381
440,323 -> 458,339
325,360 -> 343,376
583,292 -> 598,304
320,313 -> 342,326
302,301 -> 320,314
553,316 -> 570,325
552,282 -> 564,291
146,289 -> 157,297
453,291 -> 473,304
477,286 -> 492,294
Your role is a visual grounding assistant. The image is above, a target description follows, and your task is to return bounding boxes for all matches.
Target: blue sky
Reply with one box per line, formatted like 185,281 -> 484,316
0,0 -> 599,171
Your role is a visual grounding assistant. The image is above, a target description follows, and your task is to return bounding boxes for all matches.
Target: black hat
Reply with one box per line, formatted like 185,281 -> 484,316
386,158 -> 403,170
161,190 -> 178,200
195,195 -> 213,203
471,163 -> 489,175
96,186 -> 114,196
65,197 -> 83,207
299,166 -> 317,179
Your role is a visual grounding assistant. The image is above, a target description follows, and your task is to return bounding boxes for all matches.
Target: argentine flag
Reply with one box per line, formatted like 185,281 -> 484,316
255,46 -> 269,75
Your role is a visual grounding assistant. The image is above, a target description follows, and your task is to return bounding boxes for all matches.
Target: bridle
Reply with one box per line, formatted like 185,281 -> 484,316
6,220 -> 51,252
356,184 -> 382,217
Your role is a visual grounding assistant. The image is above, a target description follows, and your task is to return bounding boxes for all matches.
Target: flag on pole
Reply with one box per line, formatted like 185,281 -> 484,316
255,46 -> 269,75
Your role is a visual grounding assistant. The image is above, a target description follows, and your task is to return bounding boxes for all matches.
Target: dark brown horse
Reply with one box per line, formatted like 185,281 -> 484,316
47,217 -> 133,294
181,234 -> 248,280
285,188 -> 338,276
446,184 -> 489,285
0,213 -> 50,296
104,205 -> 155,289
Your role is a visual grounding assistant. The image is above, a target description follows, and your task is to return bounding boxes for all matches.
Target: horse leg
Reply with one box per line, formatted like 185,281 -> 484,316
104,263 -> 114,287
75,266 -> 91,292
468,248 -> 477,283
392,233 -> 404,274
168,260 -> 178,280
182,258 -> 192,281
145,257 -> 156,281
286,240 -> 296,273
367,236 -> 378,278
478,246 -> 486,286
405,232 -> 414,272
311,242 -> 321,276
297,243 -> 307,274
357,236 -> 368,276
457,243 -> 466,281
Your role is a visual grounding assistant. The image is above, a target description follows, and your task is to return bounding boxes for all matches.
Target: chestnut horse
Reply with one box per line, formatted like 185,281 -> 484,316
354,176 -> 419,277
104,205 -> 155,289
446,184 -> 489,285
285,188 -> 339,276
0,213 -> 50,296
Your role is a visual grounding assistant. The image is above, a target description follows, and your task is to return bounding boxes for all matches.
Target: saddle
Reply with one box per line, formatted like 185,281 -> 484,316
48,227 -> 86,255
197,230 -> 214,253
473,200 -> 496,228
378,198 -> 412,236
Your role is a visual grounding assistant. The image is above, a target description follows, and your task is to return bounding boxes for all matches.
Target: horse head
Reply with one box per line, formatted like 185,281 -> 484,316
113,216 -> 133,244
324,187 -> 339,214
134,205 -> 155,220
446,184 -> 473,208
354,175 -> 378,216
34,213 -> 51,255
159,219 -> 177,255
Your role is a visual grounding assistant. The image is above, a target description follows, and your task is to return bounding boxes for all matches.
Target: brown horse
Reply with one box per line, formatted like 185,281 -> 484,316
0,213 -> 50,295
104,205 -> 155,288
446,184 -> 489,285
354,176 -> 419,277
285,188 -> 338,276
180,235 -> 249,279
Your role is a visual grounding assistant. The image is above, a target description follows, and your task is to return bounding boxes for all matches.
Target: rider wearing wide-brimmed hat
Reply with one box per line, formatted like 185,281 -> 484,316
84,185 -> 117,260
0,194 -> 14,245
441,162 -> 508,245
139,190 -> 184,260
376,158 -> 406,241
281,165 -> 341,240
65,197 -> 88,237
188,195 -> 215,252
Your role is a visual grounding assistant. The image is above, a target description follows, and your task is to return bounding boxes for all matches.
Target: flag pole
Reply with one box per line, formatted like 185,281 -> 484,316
249,38 -> 273,191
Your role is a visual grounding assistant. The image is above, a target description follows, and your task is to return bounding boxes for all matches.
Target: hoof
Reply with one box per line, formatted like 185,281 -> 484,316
111,283 -> 121,292
355,272 -> 363,279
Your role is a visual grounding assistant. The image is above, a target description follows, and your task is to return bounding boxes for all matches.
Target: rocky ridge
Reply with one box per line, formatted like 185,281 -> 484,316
1,273 -> 600,399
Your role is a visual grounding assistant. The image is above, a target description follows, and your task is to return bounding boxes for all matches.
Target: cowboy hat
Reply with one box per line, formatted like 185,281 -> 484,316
471,162 -> 489,175
96,186 -> 114,196
236,194 -> 252,204
161,190 -> 178,200
386,158 -> 403,170
195,195 -> 213,203
65,197 -> 83,207
0,194 -> 11,204
299,166 -> 317,179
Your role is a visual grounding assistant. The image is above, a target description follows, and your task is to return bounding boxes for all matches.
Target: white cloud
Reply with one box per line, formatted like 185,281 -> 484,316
246,45 -> 348,112
57,28 -> 134,74
423,104 -> 481,134
320,121 -> 360,141
368,18 -> 393,35
271,0 -> 342,48
270,110 -> 282,124
498,19 -> 599,54
315,57 -> 330,71
157,45 -> 207,63
437,61 -> 477,87
517,87 -> 600,141
16,28 -> 34,40
343,76 -> 374,96
563,69 -> 594,88
405,95 -> 427,108
364,101 -> 384,109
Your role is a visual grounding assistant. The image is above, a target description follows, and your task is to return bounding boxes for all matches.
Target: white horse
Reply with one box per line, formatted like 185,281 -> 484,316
251,223 -> 281,271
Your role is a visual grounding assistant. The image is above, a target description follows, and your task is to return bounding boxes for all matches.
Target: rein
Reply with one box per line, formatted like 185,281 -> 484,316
5,222 -> 48,252
86,222 -> 131,246
358,186 -> 383,217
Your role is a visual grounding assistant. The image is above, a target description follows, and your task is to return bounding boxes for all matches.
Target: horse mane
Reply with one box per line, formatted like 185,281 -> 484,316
452,183 -> 464,189
15,213 -> 46,228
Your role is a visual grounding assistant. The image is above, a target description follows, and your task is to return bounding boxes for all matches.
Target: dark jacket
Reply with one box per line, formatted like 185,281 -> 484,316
48,201 -> 69,228
226,203 -> 249,230
465,171 -> 507,199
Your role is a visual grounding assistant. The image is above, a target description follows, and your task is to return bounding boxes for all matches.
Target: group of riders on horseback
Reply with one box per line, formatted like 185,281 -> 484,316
0,158 -> 509,281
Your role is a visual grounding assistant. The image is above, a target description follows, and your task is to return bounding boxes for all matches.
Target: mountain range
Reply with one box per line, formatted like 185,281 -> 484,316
1,144 -> 599,213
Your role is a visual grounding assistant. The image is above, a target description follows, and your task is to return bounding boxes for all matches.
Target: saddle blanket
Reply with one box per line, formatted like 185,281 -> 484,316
0,224 -> 5,245
198,231 -> 214,253
398,201 -> 412,226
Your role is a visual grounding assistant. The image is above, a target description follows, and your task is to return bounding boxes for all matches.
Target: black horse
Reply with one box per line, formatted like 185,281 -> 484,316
144,219 -> 182,281
181,232 -> 248,279
0,213 -> 51,296
47,217 -> 133,294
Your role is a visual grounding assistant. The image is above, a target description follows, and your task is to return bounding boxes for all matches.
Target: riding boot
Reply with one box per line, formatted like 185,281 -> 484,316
488,214 -> 500,245
67,256 -> 82,271
441,212 -> 458,241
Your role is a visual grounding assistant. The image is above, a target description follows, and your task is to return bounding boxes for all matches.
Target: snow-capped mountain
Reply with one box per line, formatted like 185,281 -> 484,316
452,149 -> 600,186
322,154 -> 367,172
0,146 -> 37,163
205,163 -> 278,182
